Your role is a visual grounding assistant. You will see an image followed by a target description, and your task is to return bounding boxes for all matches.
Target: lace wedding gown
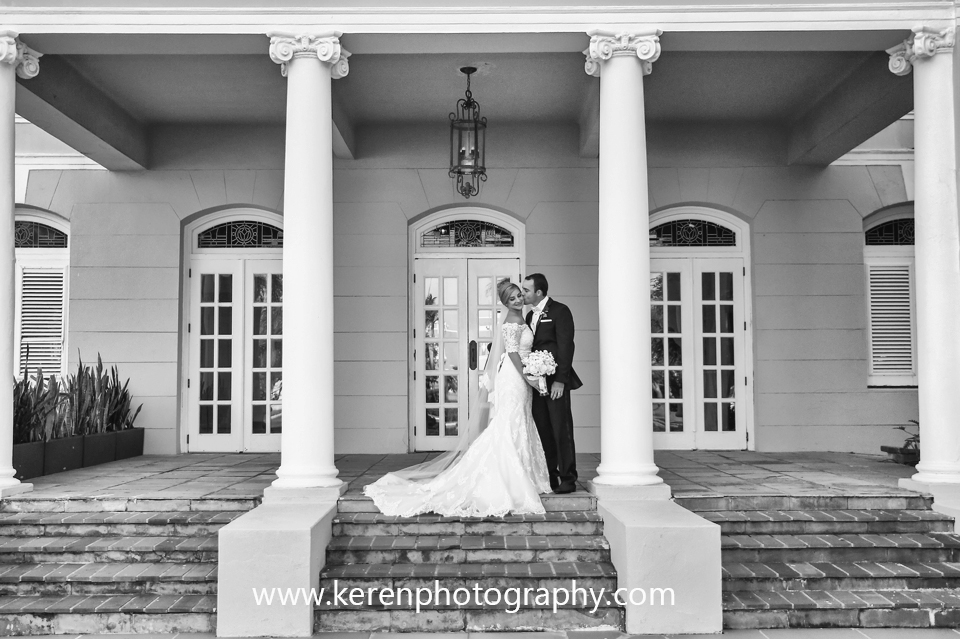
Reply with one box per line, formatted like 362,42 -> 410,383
363,322 -> 551,517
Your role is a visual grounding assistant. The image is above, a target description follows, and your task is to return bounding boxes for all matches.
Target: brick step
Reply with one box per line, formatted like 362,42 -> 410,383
321,561 -> 617,582
0,511 -> 241,537
0,497 -> 257,514
314,606 -> 623,633
703,509 -> 954,535
333,511 -> 603,537
723,588 -> 960,629
723,561 -> 960,591
314,583 -> 622,610
677,494 -> 933,513
723,532 -> 960,563
326,535 -> 610,565
0,562 -> 217,596
0,595 -> 215,635
337,493 -> 597,514
0,536 -> 217,564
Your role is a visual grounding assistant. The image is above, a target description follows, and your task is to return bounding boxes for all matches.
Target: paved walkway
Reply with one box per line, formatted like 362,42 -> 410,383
9,450 -> 919,501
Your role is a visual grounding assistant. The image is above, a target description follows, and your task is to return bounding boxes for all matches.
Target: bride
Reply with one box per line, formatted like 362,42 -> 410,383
363,280 -> 551,517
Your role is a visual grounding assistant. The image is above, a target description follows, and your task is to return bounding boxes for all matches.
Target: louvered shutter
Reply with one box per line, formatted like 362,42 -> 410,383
18,267 -> 65,378
866,262 -> 916,384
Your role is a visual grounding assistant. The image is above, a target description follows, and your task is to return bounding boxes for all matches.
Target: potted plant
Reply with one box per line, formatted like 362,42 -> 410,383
108,361 -> 144,460
12,366 -> 59,480
881,419 -> 920,466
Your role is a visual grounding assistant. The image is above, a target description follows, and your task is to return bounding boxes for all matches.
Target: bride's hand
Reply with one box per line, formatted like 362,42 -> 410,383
525,375 -> 540,389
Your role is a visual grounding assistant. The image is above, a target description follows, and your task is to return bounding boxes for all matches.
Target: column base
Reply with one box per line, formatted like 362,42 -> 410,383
272,467 -> 343,490
0,481 -> 31,498
263,483 -> 346,504
909,462 -> 960,485
593,462 -> 664,487
588,480 -> 671,501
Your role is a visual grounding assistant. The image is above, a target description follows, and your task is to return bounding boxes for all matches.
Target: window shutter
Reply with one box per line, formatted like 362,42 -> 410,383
18,267 -> 65,378
866,263 -> 915,383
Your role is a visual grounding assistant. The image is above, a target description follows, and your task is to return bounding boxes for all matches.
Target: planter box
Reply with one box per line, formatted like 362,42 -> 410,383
83,431 -> 117,468
115,428 -> 145,460
44,435 -> 84,474
13,441 -> 44,480
880,445 -> 920,466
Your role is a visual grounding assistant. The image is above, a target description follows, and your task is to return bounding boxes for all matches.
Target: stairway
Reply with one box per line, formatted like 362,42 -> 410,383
317,492 -> 623,632
0,496 -> 257,635
679,493 -> 960,629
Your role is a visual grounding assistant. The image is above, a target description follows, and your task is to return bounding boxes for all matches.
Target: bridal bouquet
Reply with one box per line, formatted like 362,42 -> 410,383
524,350 -> 557,396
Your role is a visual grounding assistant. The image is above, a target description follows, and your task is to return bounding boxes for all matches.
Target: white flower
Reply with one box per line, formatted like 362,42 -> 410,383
523,350 -> 557,377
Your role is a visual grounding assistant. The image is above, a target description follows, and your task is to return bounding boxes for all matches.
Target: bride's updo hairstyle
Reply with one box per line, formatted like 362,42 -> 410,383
497,279 -> 522,306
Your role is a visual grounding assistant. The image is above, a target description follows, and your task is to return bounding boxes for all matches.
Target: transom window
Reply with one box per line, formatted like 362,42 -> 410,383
649,219 -> 736,248
421,219 -> 514,248
15,221 -> 68,249
198,221 -> 283,249
865,218 -> 915,246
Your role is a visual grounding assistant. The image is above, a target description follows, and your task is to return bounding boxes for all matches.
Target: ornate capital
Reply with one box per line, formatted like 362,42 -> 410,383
268,33 -> 350,79
888,26 -> 955,76
0,33 -> 41,80
584,29 -> 662,77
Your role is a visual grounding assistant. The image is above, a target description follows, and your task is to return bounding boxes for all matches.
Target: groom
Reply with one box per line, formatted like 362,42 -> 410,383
522,274 -> 582,494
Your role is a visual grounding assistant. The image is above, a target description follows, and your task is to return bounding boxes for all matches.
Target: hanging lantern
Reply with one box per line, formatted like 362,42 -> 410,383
449,66 -> 487,198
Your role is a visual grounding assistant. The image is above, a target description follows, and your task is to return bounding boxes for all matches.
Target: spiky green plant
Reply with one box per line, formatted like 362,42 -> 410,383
13,367 -> 63,444
60,353 -> 143,436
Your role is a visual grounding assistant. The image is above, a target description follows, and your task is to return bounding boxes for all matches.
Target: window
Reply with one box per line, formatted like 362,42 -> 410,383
15,217 -> 69,379
864,215 -> 915,386
421,220 -> 514,248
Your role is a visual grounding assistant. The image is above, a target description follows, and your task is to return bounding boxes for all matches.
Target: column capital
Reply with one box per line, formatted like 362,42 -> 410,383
0,32 -> 40,80
888,26 -> 955,76
267,32 -> 350,79
584,29 -> 662,77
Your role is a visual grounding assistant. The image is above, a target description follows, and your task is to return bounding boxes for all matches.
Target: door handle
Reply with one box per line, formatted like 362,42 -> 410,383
469,340 -> 478,370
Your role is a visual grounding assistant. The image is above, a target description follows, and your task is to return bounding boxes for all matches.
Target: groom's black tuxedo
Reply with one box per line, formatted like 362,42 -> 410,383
526,298 -> 581,492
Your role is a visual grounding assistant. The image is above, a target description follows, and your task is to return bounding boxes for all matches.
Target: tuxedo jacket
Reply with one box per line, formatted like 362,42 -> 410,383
525,298 -> 583,391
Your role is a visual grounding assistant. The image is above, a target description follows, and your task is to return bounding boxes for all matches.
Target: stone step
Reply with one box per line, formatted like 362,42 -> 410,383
0,511 -> 241,537
0,563 -> 217,596
314,606 -> 623,633
0,497 -> 258,513
723,588 -> 960,629
0,536 -> 218,564
0,594 -> 215,635
723,561 -> 960,591
326,535 -> 609,565
703,509 -> 954,535
320,561 -> 617,582
333,511 -> 603,537
723,532 -> 960,563
677,494 -> 933,513
337,493 -> 597,514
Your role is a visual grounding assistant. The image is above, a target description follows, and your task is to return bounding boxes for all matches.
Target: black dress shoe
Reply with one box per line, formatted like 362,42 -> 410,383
553,485 -> 576,494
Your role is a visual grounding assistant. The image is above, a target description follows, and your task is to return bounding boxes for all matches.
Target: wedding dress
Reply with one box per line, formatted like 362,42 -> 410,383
363,322 -> 551,517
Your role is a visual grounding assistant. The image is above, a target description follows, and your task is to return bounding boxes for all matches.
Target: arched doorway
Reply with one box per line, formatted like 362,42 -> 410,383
649,206 -> 754,450
408,207 -> 525,452
181,208 -> 283,453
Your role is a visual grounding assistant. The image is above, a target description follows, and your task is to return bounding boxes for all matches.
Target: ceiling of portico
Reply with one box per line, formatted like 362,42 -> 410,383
15,29 -> 913,168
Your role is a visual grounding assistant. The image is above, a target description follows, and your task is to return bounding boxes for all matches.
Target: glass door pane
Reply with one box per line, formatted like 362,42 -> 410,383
244,260 -> 283,452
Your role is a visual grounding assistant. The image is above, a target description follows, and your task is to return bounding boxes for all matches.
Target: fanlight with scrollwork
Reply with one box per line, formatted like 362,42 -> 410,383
421,219 -> 514,248
865,219 -> 914,246
15,221 -> 68,249
649,219 -> 736,247
197,221 -> 283,248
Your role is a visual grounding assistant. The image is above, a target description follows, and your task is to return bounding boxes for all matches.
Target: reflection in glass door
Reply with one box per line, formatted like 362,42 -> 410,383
413,258 -> 520,451
650,258 -> 746,449
188,259 -> 283,452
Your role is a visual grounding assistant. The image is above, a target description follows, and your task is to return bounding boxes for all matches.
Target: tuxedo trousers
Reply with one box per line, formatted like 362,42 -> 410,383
532,389 -> 577,490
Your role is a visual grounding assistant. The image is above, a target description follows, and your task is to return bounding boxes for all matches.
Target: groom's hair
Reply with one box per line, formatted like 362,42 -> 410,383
525,273 -> 549,296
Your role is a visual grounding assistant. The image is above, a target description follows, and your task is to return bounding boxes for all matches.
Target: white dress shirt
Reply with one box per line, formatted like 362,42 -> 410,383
531,296 -> 550,333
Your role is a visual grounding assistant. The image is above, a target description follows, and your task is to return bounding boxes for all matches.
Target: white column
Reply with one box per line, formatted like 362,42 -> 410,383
268,33 -> 348,490
586,30 -> 665,488
0,33 -> 38,498
889,27 -> 960,484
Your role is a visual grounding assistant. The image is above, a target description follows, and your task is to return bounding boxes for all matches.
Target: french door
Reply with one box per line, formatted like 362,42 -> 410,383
650,258 -> 747,449
413,257 -> 520,451
187,259 -> 283,452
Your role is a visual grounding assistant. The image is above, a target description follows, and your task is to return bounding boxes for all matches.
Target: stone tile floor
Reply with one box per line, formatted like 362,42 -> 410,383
13,628 -> 960,637
9,450 -> 919,501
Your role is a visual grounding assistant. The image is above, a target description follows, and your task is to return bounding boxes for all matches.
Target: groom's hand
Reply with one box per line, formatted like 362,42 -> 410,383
550,381 -> 565,400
